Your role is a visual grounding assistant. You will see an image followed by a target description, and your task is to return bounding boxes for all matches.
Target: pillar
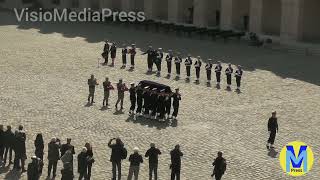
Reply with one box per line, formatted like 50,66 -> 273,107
280,0 -> 303,42
144,0 -> 154,19
220,0 -> 233,30
249,0 -> 263,33
168,0 -> 179,23
193,0 -> 209,27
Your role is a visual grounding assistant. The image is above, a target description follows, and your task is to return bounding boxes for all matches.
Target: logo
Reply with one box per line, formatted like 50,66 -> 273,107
279,141 -> 314,176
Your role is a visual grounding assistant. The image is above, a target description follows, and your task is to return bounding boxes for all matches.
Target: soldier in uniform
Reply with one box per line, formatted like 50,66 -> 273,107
155,48 -> 163,76
172,88 -> 181,120
136,84 -> 144,115
205,59 -> 213,85
165,92 -> 172,119
102,40 -> 110,64
110,42 -> 117,66
142,46 -> 155,72
150,88 -> 158,119
185,55 -> 193,81
165,50 -> 174,77
194,56 -> 202,83
215,61 -> 222,87
225,63 -> 233,90
87,75 -> 99,104
103,77 -> 114,107
121,44 -> 128,69
115,79 -> 128,110
174,52 -> 182,79
143,86 -> 151,117
235,65 -> 243,91
267,111 -> 278,149
129,83 -> 136,115
129,44 -> 137,70
157,89 -> 166,121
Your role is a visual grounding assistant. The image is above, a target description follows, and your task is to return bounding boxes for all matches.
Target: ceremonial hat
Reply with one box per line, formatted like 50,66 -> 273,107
133,147 -> 139,152
82,147 -> 87,153
175,88 -> 179,90
132,44 -> 136,46
160,89 -> 165,92
130,82 -> 135,85
148,45 -> 152,48
272,111 -> 276,114
158,48 -> 162,50
197,56 -> 201,59
168,49 -> 172,52
187,54 -> 191,57
152,88 -> 157,91
208,59 -> 212,61
31,156 -> 37,160
144,86 -> 149,89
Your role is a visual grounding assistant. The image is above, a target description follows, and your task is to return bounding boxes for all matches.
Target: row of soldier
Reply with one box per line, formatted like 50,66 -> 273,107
102,41 -> 244,91
0,125 -> 227,180
88,76 -> 182,121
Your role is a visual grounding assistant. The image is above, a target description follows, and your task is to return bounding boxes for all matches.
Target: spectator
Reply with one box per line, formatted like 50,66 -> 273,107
3,125 -> 14,166
61,162 -> 74,180
145,143 -> 161,180
61,138 -> 75,174
108,138 -> 126,180
170,144 -> 183,180
27,156 -> 42,180
34,133 -> 44,174
47,137 -> 61,178
85,143 -> 95,180
128,147 -> 143,180
78,147 -> 88,180
0,125 -> 4,166
14,125 -> 27,172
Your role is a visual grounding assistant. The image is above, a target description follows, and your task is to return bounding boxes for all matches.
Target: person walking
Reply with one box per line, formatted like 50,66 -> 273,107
267,111 -> 279,149
127,147 -> 143,180
170,145 -> 183,180
135,84 -> 144,115
108,138 -> 126,180
87,75 -> 99,104
145,143 -> 161,180
211,152 -> 227,180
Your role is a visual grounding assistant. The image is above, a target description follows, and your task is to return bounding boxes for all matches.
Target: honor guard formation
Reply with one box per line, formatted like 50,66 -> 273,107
101,41 -> 244,92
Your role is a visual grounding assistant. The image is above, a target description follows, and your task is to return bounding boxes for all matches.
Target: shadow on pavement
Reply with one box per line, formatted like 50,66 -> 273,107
1,10 -> 320,85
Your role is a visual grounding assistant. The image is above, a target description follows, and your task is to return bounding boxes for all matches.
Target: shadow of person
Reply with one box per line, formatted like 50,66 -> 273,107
267,148 -> 278,158
100,106 -> 109,111
4,169 -> 21,180
170,119 -> 178,127
235,89 -> 242,94
174,76 -> 180,81
216,84 -> 221,89
113,109 -> 125,115
84,102 -> 93,107
185,79 -> 190,83
225,87 -> 232,91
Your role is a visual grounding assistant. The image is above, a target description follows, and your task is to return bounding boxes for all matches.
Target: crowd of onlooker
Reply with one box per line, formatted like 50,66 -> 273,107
0,124 -> 227,180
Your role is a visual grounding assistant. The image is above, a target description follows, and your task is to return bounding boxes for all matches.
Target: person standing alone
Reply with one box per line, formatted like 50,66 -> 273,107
267,111 -> 278,149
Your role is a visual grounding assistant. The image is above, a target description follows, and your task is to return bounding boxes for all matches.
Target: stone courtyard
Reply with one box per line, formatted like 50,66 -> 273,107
0,10 -> 319,179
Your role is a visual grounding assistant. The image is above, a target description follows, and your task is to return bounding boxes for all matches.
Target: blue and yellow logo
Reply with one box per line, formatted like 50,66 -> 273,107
279,141 -> 314,176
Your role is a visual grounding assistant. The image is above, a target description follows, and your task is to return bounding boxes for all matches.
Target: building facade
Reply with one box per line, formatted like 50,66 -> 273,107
1,0 -> 319,44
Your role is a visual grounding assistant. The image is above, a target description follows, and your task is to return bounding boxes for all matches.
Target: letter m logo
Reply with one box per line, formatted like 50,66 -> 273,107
286,145 -> 307,172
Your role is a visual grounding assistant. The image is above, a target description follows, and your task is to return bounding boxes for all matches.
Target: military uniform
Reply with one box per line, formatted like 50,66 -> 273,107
267,114 -> 278,149
225,65 -> 233,88
215,63 -> 222,85
115,82 -> 128,110
155,50 -> 163,75
142,47 -> 155,72
174,55 -> 182,78
88,77 -> 98,104
235,67 -> 243,90
110,44 -> 117,66
194,57 -> 202,82
143,87 -> 151,116
157,91 -> 166,120
103,80 -> 114,106
129,84 -> 136,114
166,51 -> 173,76
136,86 -> 144,114
122,47 -> 128,68
172,91 -> 181,119
205,61 -> 213,84
185,56 -> 193,80
102,42 -> 110,64
165,93 -> 172,119
129,45 -> 136,69
150,88 -> 158,118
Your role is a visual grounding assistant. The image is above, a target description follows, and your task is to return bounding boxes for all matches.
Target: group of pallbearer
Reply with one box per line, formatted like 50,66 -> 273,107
101,40 -> 244,91
87,76 -> 182,121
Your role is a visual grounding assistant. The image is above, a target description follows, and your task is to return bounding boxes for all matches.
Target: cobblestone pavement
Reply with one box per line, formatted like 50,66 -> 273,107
0,11 -> 319,180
